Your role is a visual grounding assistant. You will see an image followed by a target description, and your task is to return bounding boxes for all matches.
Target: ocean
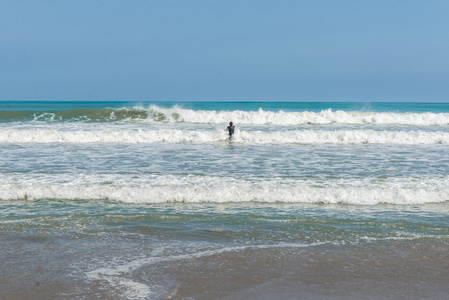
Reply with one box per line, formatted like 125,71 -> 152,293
1,101 -> 448,299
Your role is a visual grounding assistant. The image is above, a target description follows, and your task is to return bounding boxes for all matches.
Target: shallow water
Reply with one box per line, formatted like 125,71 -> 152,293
1,201 -> 448,299
1,101 -> 448,299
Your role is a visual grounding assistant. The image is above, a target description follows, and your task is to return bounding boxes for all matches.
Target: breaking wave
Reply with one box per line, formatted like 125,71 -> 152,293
1,174 -> 448,205
2,128 -> 449,145
2,106 -> 449,126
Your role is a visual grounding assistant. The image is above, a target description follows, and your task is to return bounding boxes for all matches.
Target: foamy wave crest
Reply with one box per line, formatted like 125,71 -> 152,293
2,129 -> 449,144
147,106 -> 449,126
6,106 -> 449,126
0,129 -> 226,143
1,174 -> 448,205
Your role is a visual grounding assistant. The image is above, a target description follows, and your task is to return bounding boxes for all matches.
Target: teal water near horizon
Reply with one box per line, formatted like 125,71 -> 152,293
2,100 -> 449,113
1,101 -> 448,299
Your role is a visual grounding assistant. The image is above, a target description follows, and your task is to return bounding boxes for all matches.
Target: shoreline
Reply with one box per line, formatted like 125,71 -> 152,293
1,237 -> 447,299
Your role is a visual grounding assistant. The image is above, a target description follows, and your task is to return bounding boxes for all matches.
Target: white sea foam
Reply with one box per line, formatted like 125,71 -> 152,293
2,128 -> 449,144
144,106 -> 449,126
1,174 -> 448,205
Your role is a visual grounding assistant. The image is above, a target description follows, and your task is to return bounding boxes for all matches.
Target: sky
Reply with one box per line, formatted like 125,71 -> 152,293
1,0 -> 449,102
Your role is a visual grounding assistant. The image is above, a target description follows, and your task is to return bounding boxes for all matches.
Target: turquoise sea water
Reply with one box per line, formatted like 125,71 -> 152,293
3,100 -> 449,113
1,101 -> 448,299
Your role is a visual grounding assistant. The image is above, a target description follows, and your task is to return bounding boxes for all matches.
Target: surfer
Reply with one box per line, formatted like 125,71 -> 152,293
226,122 -> 235,139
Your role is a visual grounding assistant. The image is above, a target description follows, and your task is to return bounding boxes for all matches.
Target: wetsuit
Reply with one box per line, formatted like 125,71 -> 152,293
227,125 -> 235,138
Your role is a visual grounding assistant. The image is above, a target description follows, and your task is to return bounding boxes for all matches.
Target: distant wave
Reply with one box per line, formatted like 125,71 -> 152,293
2,106 -> 449,126
1,174 -> 448,205
2,128 -> 449,145
0,108 -> 150,122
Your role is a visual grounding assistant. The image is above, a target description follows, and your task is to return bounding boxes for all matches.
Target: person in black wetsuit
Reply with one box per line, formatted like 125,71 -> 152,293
226,122 -> 235,139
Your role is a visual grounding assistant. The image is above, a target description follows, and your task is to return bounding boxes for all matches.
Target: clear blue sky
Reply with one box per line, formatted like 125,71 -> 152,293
1,0 -> 448,102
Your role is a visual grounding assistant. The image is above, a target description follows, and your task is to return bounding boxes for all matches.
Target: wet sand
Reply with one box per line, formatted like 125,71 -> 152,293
1,236 -> 448,299
136,242 -> 449,300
